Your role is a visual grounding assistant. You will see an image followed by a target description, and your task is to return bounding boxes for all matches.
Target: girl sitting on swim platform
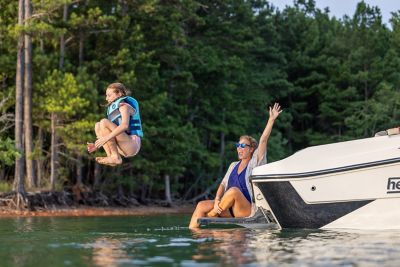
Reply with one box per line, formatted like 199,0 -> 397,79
87,83 -> 143,166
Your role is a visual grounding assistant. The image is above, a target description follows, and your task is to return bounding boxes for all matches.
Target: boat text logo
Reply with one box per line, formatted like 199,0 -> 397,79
387,177 -> 400,194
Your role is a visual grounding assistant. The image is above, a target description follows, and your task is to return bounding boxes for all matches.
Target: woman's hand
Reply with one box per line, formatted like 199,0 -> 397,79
269,102 -> 282,121
213,198 -> 222,214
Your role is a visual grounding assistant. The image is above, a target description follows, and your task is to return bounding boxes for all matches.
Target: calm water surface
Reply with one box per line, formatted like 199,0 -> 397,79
1,215 -> 400,266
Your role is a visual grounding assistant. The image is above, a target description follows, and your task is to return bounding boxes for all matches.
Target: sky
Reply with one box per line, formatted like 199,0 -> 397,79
270,0 -> 400,26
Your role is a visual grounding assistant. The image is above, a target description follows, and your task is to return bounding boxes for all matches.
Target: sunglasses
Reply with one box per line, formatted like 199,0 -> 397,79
235,143 -> 251,148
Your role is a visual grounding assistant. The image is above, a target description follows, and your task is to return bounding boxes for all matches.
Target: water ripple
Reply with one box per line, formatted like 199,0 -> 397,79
3,216 -> 400,266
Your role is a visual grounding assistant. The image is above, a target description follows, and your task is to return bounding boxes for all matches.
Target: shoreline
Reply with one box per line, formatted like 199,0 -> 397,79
0,205 -> 195,217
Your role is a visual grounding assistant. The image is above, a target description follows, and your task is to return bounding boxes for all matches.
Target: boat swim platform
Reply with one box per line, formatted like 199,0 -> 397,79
198,207 -> 279,229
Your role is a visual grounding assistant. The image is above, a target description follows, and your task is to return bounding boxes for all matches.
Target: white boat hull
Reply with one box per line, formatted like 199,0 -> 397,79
322,198 -> 400,230
251,134 -> 400,229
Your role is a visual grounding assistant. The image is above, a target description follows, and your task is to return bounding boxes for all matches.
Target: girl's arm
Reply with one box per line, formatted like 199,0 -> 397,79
94,105 -> 131,149
256,103 -> 282,164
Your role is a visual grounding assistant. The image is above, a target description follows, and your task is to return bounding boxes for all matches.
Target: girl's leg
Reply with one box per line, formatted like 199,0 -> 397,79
189,200 -> 214,229
115,134 -> 141,158
95,118 -> 139,165
95,122 -> 112,157
207,187 -> 251,218
95,119 -> 122,166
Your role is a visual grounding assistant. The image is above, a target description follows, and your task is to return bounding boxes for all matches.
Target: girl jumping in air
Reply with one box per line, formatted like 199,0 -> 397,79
87,83 -> 143,166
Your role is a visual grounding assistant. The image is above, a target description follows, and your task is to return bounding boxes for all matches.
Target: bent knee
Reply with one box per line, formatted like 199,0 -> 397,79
195,200 -> 212,212
99,118 -> 111,127
196,200 -> 208,209
225,187 -> 242,196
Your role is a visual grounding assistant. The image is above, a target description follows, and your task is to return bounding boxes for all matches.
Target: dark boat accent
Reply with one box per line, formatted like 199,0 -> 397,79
251,157 -> 400,180
256,181 -> 374,228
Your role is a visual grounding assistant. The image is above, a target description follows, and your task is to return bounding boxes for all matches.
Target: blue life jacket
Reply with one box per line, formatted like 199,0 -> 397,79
106,96 -> 143,137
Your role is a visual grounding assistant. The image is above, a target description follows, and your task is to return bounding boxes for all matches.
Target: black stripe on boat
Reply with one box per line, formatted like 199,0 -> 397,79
256,181 -> 373,229
251,157 -> 400,180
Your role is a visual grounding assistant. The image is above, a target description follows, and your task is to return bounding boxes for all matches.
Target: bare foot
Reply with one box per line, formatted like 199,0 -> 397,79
95,157 -> 122,166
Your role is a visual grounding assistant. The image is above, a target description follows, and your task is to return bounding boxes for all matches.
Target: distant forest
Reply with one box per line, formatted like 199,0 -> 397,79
1,0 -> 399,204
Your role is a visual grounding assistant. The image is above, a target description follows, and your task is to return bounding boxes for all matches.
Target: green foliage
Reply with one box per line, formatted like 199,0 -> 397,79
2,0 -> 400,201
40,70 -> 89,116
345,82 -> 400,137
0,181 -> 12,193
0,138 -> 19,167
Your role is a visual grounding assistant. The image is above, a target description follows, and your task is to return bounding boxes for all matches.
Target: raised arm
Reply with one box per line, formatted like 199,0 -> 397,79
256,103 -> 282,164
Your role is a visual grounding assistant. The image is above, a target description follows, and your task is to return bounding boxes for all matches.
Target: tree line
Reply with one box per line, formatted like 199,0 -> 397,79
0,0 -> 399,205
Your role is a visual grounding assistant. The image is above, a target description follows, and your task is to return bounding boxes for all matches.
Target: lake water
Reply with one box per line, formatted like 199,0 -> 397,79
1,214 -> 400,266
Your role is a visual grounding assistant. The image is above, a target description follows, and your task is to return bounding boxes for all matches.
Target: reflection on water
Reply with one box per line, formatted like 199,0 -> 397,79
247,229 -> 400,267
92,238 -> 129,267
1,215 -> 400,266
191,228 -> 254,265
